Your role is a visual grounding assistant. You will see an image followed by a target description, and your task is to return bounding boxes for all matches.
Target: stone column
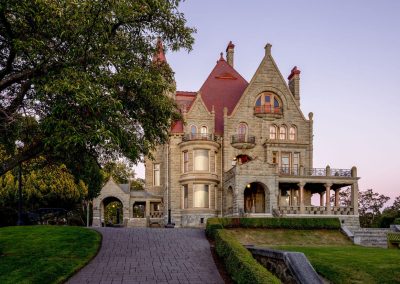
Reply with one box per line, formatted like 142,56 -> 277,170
351,182 -> 359,215
324,183 -> 332,214
319,192 -> 324,206
145,200 -> 150,217
298,182 -> 305,214
334,189 -> 339,207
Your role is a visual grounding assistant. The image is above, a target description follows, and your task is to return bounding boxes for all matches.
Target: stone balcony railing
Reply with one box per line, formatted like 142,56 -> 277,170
254,105 -> 283,119
231,134 -> 256,149
149,211 -> 163,218
278,166 -> 355,178
182,133 -> 217,142
278,206 -> 354,215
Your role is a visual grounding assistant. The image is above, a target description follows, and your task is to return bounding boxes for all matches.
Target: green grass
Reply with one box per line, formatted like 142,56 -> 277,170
0,226 -> 101,284
231,229 -> 400,284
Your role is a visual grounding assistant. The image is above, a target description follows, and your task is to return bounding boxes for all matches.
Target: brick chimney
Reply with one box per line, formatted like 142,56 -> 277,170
288,66 -> 301,105
226,41 -> 235,67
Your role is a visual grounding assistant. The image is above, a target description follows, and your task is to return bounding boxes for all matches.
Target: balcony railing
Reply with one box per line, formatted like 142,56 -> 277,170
182,133 -> 216,142
279,167 -> 352,177
254,105 -> 283,115
231,134 -> 256,149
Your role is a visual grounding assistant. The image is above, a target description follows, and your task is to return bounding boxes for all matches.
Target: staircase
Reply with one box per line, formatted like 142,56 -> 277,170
352,228 -> 390,248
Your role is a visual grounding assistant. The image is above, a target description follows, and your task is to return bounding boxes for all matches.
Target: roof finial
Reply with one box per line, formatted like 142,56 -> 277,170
220,52 -> 224,60
265,43 -> 272,56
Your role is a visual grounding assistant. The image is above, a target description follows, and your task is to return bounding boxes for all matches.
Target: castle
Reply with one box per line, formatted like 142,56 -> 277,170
92,41 -> 360,228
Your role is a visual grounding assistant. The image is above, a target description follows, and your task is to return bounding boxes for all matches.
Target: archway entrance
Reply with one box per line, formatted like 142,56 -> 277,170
244,182 -> 266,213
102,196 -> 123,227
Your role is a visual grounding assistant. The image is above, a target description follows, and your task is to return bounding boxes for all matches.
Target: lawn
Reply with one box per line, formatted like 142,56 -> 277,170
230,228 -> 400,284
0,226 -> 101,284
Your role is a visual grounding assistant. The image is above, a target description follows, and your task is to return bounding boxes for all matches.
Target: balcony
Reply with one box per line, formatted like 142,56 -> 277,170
254,105 -> 283,119
278,167 -> 353,177
231,134 -> 256,149
182,133 -> 216,142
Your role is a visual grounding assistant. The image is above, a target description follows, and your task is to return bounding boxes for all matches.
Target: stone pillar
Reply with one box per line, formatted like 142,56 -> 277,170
298,182 -> 305,214
145,200 -> 150,217
351,182 -> 359,215
324,183 -> 332,214
319,192 -> 324,206
334,189 -> 339,207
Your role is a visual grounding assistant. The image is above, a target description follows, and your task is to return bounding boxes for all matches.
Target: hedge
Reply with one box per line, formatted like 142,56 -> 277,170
215,229 -> 281,284
206,217 -> 341,238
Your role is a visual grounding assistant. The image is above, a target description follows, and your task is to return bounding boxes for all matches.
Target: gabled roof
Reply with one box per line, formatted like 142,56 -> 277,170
199,55 -> 248,134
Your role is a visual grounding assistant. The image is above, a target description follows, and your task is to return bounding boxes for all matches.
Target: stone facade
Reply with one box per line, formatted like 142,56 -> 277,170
94,41 -> 360,228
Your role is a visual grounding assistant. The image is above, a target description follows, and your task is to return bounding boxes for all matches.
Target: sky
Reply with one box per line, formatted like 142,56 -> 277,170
136,0 -> 400,205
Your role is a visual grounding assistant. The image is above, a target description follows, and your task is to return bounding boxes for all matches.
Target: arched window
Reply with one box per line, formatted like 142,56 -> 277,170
190,125 -> 197,139
237,123 -> 247,142
200,126 -> 208,139
279,125 -> 287,140
289,126 -> 297,141
255,92 -> 282,114
269,125 -> 277,140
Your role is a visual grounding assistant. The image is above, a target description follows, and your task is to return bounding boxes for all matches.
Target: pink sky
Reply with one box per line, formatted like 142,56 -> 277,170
135,0 -> 400,206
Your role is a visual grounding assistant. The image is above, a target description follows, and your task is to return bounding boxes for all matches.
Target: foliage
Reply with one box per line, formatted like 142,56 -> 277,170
214,229 -> 280,284
102,161 -> 134,184
359,189 -> 390,227
104,201 -> 123,225
330,186 -> 351,206
387,232 -> 400,249
0,226 -> 101,284
0,0 -> 195,186
130,178 -> 145,191
0,157 -> 88,210
206,218 -> 341,238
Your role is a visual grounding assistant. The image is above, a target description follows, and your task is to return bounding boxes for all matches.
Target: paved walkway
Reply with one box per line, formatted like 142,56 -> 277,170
67,228 -> 224,284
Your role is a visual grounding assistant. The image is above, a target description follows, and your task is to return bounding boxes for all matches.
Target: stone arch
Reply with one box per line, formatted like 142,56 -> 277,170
101,196 -> 124,226
243,182 -> 270,213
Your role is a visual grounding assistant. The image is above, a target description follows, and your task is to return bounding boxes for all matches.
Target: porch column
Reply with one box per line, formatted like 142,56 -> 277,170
324,183 -> 332,214
334,189 -> 339,207
145,200 -> 150,217
351,182 -> 359,215
298,182 -> 305,214
319,192 -> 324,206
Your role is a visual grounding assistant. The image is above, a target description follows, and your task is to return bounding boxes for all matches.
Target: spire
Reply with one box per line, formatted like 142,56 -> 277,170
153,38 -> 167,63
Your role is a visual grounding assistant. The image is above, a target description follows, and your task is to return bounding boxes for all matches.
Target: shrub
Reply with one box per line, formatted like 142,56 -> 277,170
215,230 -> 280,284
394,218 -> 400,225
206,217 -> 340,237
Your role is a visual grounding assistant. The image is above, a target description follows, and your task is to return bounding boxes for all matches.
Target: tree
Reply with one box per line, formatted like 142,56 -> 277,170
330,186 -> 352,207
358,189 -> 390,227
102,161 -> 134,184
0,0 -> 195,190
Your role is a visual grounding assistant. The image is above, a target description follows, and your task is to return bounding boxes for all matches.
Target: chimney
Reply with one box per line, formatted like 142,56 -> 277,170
226,41 -> 235,67
152,37 -> 166,63
288,66 -> 301,105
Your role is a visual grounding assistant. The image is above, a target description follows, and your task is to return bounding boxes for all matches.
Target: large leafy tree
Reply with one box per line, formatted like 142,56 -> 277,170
0,0 -> 194,191
358,189 -> 390,227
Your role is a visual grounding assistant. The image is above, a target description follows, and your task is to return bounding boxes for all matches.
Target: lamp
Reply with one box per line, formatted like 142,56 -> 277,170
15,140 -> 24,226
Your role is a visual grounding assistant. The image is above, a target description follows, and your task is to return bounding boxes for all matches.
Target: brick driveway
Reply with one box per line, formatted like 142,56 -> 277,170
67,227 -> 224,284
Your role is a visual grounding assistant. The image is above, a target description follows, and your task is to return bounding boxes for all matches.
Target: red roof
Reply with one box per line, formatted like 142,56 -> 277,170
199,56 -> 248,134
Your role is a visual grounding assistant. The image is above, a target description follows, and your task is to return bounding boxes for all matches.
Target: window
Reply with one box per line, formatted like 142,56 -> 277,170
153,163 -> 160,186
193,184 -> 209,208
254,92 -> 281,113
200,126 -> 208,139
133,202 -> 146,218
281,153 -> 290,174
190,125 -> 197,139
269,125 -> 277,139
289,126 -> 296,141
272,151 -> 278,164
182,185 -> 188,209
237,123 -> 247,140
194,149 -> 209,171
279,125 -> 287,140
293,153 -> 300,175
183,151 -> 189,173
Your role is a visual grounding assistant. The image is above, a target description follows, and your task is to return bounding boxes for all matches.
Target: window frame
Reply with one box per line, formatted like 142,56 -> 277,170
193,184 -> 210,208
193,149 -> 210,172
279,125 -> 287,140
269,125 -> 277,140
153,163 -> 160,186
